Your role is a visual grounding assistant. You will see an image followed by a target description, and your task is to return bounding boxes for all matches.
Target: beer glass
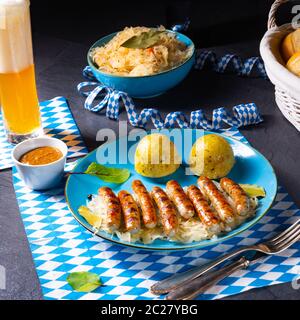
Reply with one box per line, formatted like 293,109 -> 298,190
0,0 -> 42,144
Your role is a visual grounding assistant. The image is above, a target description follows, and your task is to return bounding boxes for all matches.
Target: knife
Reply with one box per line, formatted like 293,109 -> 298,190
165,251 -> 266,300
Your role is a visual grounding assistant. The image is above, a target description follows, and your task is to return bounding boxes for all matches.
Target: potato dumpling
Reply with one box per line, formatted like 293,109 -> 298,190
189,134 -> 235,179
135,133 -> 181,178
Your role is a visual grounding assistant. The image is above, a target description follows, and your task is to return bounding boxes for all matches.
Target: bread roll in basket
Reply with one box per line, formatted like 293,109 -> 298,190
260,0 -> 300,131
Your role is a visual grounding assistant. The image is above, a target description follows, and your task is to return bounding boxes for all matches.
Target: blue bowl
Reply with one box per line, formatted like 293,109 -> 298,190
87,30 -> 195,98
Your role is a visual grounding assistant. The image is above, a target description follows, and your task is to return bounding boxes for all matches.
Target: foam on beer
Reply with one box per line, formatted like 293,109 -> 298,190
0,0 -> 33,73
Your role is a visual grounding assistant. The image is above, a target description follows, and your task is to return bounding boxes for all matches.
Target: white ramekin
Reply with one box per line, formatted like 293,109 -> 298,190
12,137 -> 68,190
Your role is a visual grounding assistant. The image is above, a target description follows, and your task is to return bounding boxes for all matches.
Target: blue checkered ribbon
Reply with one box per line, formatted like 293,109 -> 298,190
194,51 -> 267,78
78,50 -> 265,129
171,18 -> 191,33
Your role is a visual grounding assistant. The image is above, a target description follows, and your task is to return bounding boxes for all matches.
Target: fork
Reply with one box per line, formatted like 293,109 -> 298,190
151,219 -> 300,295
166,219 -> 300,299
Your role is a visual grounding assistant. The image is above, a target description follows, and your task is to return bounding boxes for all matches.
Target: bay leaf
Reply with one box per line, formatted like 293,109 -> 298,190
121,29 -> 165,49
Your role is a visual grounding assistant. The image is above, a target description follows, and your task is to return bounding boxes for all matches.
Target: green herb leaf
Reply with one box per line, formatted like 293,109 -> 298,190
121,29 -> 165,49
67,272 -> 102,292
85,162 -> 130,184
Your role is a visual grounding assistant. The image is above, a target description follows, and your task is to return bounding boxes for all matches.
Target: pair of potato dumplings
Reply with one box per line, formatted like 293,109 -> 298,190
134,133 -> 235,179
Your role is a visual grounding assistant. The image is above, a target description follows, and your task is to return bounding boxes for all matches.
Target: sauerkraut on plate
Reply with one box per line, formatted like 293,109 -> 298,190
79,183 -> 258,245
90,26 -> 194,76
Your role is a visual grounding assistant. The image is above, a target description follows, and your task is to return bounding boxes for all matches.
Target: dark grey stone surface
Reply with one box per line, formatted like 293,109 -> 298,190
0,29 -> 299,300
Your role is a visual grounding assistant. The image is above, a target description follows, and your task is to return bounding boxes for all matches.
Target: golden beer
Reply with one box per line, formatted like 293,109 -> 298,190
0,0 -> 42,143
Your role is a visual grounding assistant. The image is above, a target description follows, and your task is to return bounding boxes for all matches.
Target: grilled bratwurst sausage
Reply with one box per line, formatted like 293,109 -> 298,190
220,177 -> 250,216
166,180 -> 195,219
151,186 -> 178,237
186,185 -> 221,233
132,180 -> 157,229
98,187 -> 121,231
118,190 -> 141,234
197,176 -> 235,225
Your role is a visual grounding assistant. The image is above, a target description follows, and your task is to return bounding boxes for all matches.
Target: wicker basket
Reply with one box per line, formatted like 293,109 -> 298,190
260,0 -> 300,131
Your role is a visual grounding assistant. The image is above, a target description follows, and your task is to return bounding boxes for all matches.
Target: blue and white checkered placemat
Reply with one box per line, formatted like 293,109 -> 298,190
0,96 -> 88,170
12,127 -> 300,300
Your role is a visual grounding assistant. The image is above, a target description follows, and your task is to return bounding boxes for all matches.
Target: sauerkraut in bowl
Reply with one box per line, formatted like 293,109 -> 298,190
89,26 -> 194,77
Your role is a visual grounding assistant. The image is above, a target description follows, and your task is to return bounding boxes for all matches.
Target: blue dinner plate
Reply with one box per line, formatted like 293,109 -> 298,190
65,130 -> 277,251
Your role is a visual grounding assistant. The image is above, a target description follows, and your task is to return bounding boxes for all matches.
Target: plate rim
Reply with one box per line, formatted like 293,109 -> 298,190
65,131 -> 278,251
